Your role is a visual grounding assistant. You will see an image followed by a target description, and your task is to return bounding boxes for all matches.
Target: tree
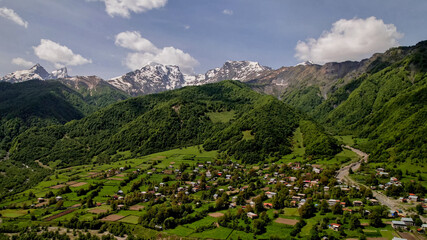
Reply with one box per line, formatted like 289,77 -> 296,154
369,212 -> 383,227
320,200 -> 329,214
349,215 -> 361,230
416,204 -> 424,215
299,199 -> 316,218
332,203 -> 343,215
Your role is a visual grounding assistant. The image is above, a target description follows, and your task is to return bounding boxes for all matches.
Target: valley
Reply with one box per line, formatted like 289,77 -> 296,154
0,41 -> 425,240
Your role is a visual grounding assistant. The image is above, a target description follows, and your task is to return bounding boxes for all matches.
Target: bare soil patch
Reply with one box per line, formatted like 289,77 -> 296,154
101,214 -> 125,222
70,182 -> 87,187
65,181 -> 78,185
274,218 -> 298,226
209,212 -> 224,218
129,205 -> 144,211
50,184 -> 66,189
35,202 -> 49,208
398,232 -> 417,240
151,156 -> 166,160
44,209 -> 75,221
88,208 -> 108,214
116,174 -> 125,177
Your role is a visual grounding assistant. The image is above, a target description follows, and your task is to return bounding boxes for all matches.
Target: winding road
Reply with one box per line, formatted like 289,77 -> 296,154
337,145 -> 426,223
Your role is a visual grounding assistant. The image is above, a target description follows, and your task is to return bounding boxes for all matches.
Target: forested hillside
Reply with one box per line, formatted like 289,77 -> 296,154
282,41 -> 427,163
9,81 -> 339,169
0,80 -> 128,155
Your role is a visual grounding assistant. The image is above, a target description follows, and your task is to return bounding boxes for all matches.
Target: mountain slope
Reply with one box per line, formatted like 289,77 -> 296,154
0,79 -> 128,153
283,41 -> 427,163
9,81 -> 339,168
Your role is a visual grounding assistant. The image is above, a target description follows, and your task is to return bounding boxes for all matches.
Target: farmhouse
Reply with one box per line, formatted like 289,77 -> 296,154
401,217 -> 414,226
329,223 -> 341,231
392,221 -> 407,230
247,212 -> 258,219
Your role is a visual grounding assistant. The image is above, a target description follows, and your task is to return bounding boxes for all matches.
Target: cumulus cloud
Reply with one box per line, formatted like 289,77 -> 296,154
93,0 -> 167,18
115,31 -> 198,74
222,9 -> 233,15
295,17 -> 403,64
115,31 -> 159,53
11,57 -> 34,68
0,7 -> 28,28
33,39 -> 92,68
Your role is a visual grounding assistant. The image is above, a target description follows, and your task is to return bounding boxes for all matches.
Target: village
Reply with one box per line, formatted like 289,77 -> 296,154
0,146 -> 426,240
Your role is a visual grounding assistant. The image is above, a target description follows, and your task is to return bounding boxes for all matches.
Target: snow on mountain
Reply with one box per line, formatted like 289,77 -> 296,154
108,62 -> 186,96
1,64 -> 51,83
296,61 -> 314,66
0,64 -> 69,83
50,67 -> 69,79
110,61 -> 271,96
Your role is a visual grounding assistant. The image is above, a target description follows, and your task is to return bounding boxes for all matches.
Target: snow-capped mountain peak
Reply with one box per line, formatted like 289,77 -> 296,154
1,64 -> 50,83
1,64 -> 71,83
296,60 -> 314,66
50,67 -> 69,79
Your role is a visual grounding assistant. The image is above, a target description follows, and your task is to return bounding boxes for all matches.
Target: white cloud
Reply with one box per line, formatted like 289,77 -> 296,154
0,7 -> 28,28
33,39 -> 92,67
115,31 -> 159,53
94,0 -> 167,18
295,17 -> 403,64
11,57 -> 34,68
222,9 -> 233,15
184,25 -> 190,30
115,31 -> 198,74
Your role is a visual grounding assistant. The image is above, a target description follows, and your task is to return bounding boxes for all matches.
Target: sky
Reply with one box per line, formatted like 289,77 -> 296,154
0,0 -> 426,79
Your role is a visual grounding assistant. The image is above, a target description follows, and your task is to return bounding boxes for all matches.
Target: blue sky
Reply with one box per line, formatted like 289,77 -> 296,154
0,0 -> 426,79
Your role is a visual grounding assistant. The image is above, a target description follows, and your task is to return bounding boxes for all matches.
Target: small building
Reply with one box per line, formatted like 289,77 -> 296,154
329,223 -> 341,231
401,218 -> 414,226
55,196 -> 63,201
370,199 -> 379,205
265,192 -> 277,199
328,199 -> 340,206
263,203 -> 273,209
392,221 -> 407,230
247,212 -> 258,219
353,200 -> 363,206
408,195 -> 418,202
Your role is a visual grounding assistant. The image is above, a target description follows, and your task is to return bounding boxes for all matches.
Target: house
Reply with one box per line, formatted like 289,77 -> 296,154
263,203 -> 273,209
55,196 -> 63,201
324,186 -> 330,192
329,223 -> 341,231
328,199 -> 340,206
265,192 -> 277,199
247,212 -> 258,219
353,200 -> 363,206
408,195 -> 418,202
392,221 -> 407,229
370,199 -> 379,205
401,217 -> 414,226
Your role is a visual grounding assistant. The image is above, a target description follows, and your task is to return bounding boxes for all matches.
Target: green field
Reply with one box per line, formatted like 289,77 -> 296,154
206,110 -> 235,123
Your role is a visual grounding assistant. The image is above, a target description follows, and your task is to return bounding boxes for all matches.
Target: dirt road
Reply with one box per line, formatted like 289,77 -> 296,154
337,145 -> 427,223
